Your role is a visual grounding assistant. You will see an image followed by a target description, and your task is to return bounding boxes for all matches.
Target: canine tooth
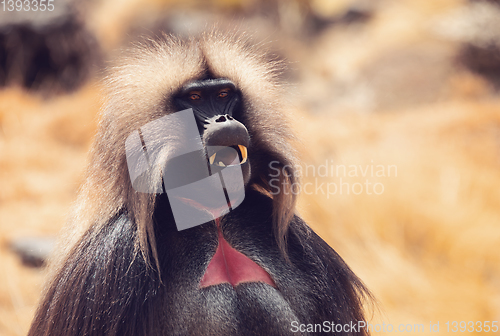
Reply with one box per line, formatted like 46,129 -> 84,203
238,145 -> 248,164
209,153 -> 216,165
218,161 -> 226,167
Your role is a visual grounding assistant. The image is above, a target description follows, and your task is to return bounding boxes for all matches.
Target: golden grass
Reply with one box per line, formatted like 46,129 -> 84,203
0,86 -> 101,336
293,98 -> 500,334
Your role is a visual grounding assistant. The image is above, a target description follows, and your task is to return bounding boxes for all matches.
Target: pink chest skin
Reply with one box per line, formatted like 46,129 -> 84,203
199,220 -> 276,289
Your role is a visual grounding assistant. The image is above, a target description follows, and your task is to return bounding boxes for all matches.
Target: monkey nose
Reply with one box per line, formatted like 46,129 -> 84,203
203,115 -> 250,149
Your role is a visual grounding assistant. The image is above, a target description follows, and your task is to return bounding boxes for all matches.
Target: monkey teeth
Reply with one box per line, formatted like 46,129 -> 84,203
209,145 -> 248,167
238,145 -> 248,164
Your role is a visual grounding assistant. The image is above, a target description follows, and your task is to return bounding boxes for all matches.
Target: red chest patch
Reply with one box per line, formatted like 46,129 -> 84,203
199,223 -> 276,289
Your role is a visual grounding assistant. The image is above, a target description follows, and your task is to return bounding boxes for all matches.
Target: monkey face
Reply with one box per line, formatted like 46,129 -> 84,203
161,78 -> 252,214
174,78 -> 250,179
125,78 -> 252,229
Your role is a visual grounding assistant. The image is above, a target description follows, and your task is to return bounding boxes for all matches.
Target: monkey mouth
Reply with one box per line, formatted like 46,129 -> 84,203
208,145 -> 248,167
199,221 -> 276,289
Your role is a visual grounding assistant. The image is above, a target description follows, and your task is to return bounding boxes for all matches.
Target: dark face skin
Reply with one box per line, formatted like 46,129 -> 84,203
174,78 -> 241,122
173,78 -> 251,189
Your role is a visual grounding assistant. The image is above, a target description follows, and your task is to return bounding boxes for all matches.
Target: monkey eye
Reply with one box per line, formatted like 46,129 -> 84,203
217,88 -> 231,99
188,92 -> 201,101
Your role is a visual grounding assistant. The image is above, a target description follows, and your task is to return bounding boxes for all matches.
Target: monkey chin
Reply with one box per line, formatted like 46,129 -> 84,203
199,219 -> 277,290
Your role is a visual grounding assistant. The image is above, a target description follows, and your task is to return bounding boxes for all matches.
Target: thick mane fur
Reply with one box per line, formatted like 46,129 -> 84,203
29,30 -> 372,336
54,31 -> 297,275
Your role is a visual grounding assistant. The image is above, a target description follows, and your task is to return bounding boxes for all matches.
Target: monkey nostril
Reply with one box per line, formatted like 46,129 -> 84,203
215,116 -> 227,123
226,115 -> 233,120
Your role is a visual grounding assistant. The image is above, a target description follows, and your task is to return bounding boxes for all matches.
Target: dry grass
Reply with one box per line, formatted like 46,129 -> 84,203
293,99 -> 500,333
0,86 -> 101,336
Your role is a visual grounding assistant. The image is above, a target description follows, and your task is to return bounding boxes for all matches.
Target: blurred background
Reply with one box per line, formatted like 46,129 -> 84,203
1,0 -> 500,334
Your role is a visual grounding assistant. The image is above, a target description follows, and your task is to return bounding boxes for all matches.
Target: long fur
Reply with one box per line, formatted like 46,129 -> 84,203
29,31 -> 371,336
72,32 -> 294,267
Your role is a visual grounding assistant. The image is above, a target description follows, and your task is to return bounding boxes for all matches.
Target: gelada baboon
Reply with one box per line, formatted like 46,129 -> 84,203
28,31 -> 371,336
